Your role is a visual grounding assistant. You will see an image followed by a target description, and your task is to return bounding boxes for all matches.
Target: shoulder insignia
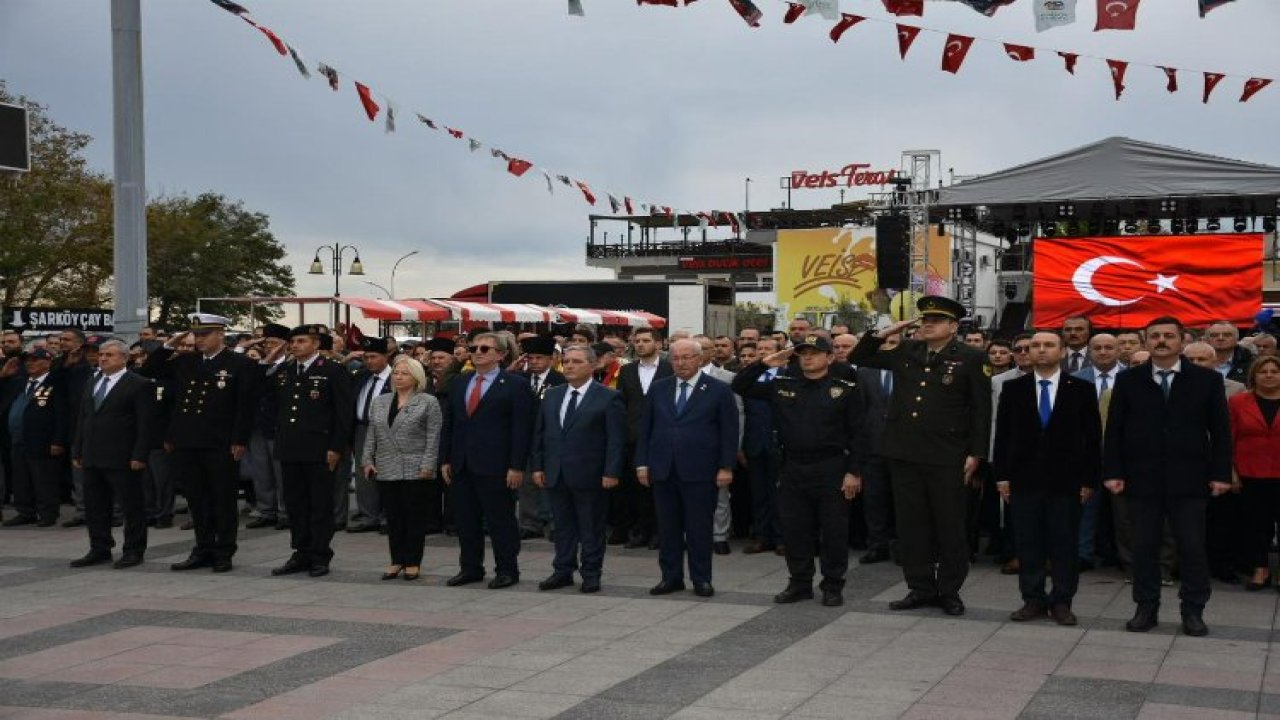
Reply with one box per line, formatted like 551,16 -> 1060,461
835,378 -> 857,387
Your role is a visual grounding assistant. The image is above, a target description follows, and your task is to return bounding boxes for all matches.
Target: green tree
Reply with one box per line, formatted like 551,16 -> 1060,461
147,193 -> 295,326
0,82 -> 114,310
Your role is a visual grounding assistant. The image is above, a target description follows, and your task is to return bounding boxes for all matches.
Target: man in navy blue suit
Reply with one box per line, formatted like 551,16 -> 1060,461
531,344 -> 627,594
441,332 -> 533,590
635,339 -> 738,598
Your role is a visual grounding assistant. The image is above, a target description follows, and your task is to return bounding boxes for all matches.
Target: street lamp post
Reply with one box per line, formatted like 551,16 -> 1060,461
389,250 -> 419,299
308,244 -> 364,327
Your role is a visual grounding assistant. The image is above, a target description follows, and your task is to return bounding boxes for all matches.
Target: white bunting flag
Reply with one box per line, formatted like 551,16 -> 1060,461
1034,0 -> 1076,32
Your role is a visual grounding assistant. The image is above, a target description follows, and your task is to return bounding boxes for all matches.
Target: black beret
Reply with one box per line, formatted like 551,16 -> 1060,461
289,324 -> 324,339
520,335 -> 558,356
262,323 -> 290,340
425,337 -> 456,353
591,341 -> 615,357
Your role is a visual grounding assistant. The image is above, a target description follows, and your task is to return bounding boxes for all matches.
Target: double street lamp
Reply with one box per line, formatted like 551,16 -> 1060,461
308,244 -> 364,327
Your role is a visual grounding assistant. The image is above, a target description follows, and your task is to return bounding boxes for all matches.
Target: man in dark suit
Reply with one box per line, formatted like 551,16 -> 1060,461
346,336 -> 396,533
268,325 -> 354,578
635,338 -> 738,598
739,337 -> 783,554
2,348 -> 70,527
995,331 -> 1102,626
1104,316 -> 1232,637
517,335 -> 565,540
440,332 -> 533,589
144,314 -> 259,573
615,327 -> 672,548
855,334 -> 898,564
531,344 -> 626,593
69,340 -> 154,569
849,296 -> 991,617
1061,315 -> 1094,374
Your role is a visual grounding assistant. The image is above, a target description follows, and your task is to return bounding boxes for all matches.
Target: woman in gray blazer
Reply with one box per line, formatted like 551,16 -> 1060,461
361,356 -> 442,580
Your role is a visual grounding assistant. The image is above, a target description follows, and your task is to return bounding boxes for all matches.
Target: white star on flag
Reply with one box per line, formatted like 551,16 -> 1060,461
1147,274 -> 1179,294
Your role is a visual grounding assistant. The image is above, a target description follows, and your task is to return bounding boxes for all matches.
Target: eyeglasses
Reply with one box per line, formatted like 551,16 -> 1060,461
1013,346 -> 1031,353
469,345 -> 496,354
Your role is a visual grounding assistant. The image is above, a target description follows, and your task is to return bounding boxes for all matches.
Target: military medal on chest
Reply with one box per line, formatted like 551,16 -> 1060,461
34,386 -> 50,407
830,386 -> 845,399
215,369 -> 230,390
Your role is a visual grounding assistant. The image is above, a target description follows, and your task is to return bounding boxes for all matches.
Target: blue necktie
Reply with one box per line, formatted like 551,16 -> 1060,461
1038,379 -> 1052,429
675,381 -> 689,416
93,376 -> 109,410
1157,370 -> 1172,400
564,389 -> 579,426
883,370 -> 893,398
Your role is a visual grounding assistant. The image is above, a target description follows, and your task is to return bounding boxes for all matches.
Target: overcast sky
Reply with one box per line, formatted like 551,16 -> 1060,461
3,0 -> 1278,310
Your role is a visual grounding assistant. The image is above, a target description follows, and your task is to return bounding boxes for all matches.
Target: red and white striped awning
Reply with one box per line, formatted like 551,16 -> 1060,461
429,300 -> 554,323
553,307 -> 667,329
342,297 -> 451,321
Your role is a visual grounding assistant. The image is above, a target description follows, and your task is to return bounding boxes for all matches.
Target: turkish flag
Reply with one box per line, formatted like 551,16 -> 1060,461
1095,0 -> 1140,30
896,24 -> 921,59
940,34 -> 974,74
1032,235 -> 1263,328
575,181 -> 597,206
354,82 -> 380,121
1059,51 -> 1079,75
883,0 -> 923,16
506,158 -> 533,177
1160,67 -> 1178,93
1241,77 -> 1273,103
1203,72 -> 1226,103
829,14 -> 864,43
783,3 -> 805,23
1004,43 -> 1035,62
1107,59 -> 1128,99
248,22 -> 289,56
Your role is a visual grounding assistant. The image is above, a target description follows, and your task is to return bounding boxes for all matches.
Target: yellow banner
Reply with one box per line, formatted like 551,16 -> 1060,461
775,226 -> 952,319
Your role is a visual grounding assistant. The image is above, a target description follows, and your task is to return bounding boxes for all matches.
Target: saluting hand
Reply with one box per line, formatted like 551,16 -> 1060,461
876,318 -> 919,340
761,348 -> 793,368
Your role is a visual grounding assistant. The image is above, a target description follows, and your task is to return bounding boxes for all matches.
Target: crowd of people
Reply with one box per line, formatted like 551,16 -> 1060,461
2,301 -> 1279,636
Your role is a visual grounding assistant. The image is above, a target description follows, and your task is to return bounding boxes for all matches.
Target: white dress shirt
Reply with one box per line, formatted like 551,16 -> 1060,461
358,366 -> 392,422
636,358 -> 660,394
1152,359 -> 1183,387
1092,364 -> 1123,398
673,370 -> 703,407
1033,368 -> 1061,414
559,380 -> 591,425
94,367 -> 127,402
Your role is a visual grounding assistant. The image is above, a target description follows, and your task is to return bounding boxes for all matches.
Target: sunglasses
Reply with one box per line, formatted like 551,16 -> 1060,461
468,345 -> 497,354
1013,346 -> 1032,353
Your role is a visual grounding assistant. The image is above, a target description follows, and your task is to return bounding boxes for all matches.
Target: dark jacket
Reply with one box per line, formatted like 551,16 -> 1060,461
850,333 -> 992,465
142,346 -> 259,449
855,366 -> 893,455
635,373 -> 738,483
270,355 -> 354,463
617,358 -> 673,444
72,370 -> 154,468
440,369 -> 533,476
531,381 -> 626,490
2,373 -> 71,457
1102,359 -> 1233,497
993,373 -> 1102,496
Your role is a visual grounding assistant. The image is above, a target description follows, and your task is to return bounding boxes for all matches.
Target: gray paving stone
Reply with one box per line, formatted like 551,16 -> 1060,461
1145,684 -> 1260,713
553,697 -> 680,720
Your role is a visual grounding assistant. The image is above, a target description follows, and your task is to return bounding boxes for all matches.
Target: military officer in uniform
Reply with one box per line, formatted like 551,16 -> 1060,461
732,334 -> 868,607
849,296 -> 991,616
265,325 -> 353,577
145,314 -> 259,573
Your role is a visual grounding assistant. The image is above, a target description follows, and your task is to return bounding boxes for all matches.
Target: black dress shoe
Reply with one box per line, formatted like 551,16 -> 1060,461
1214,570 -> 1240,585
580,579 -> 601,594
62,517 -> 86,528
939,595 -> 966,616
346,522 -> 378,534
2,515 -> 37,527
1126,605 -> 1159,632
607,528 -> 629,545
624,537 -> 650,549
649,579 -> 686,595
1076,557 -> 1095,572
308,565 -> 330,578
693,582 -> 714,598
70,552 -> 111,568
713,541 -> 731,555
488,574 -> 518,589
859,548 -> 891,565
245,517 -> 275,529
1009,600 -> 1048,622
36,519 -> 56,528
1050,604 -> 1078,626
1182,613 -> 1209,637
648,539 -> 660,550
773,585 -> 815,604
212,559 -> 233,573
113,555 -> 143,569
538,574 -> 574,591
520,528 -> 544,540
821,588 -> 844,607
743,542 -> 778,555
153,519 -> 173,529
274,520 -> 290,530
446,572 -> 485,587
889,591 -> 939,611
271,558 -> 310,576
170,555 -> 213,571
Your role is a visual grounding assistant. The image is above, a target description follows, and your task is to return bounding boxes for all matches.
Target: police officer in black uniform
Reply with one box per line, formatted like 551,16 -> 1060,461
268,324 -> 353,578
849,296 -> 991,616
733,334 -> 868,607
145,314 -> 259,573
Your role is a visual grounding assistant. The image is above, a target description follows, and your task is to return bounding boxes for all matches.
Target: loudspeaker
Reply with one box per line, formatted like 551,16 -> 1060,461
875,215 -> 911,289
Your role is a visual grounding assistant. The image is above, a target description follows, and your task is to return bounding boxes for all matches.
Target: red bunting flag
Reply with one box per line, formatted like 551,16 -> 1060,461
624,197 -> 635,214
783,3 -> 805,23
1059,52 -> 1079,74
829,14 -> 865,43
940,34 -> 974,74
896,24 -> 921,59
1095,0 -> 1140,31
727,0 -> 763,27
576,181 -> 597,205
247,22 -> 288,55
446,127 -> 464,139
1004,43 -> 1034,62
506,158 -> 533,177
1241,78 -> 1273,103
1202,72 -> 1225,103
354,82 -> 380,121
1160,67 -> 1178,92
1106,59 -> 1128,99
882,0 -> 923,15
724,212 -> 741,233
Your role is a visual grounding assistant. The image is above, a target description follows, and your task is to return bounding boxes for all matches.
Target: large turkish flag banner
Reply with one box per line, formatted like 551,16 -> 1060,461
1033,234 -> 1263,328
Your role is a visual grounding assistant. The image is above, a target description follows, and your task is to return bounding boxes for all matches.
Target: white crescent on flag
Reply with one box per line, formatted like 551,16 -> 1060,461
1072,256 -> 1145,307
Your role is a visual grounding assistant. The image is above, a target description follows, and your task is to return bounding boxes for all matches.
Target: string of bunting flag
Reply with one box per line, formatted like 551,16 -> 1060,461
206,0 -> 748,232
603,0 -> 1272,104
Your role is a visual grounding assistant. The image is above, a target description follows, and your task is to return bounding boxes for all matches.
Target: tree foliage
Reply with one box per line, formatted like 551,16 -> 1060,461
0,81 -> 295,327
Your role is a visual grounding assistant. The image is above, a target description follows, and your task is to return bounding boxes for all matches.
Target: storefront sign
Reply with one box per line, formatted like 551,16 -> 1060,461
789,163 -> 899,189
678,255 -> 771,271
5,308 -> 116,332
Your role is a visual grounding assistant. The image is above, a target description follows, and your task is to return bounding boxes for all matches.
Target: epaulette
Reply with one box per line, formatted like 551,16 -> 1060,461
834,377 -> 858,387
774,374 -> 797,382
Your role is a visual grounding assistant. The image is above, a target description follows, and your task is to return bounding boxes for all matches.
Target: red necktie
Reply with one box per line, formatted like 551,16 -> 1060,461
467,375 -> 485,416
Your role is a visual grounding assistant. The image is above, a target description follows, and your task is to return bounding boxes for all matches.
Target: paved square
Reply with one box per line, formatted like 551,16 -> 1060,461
2,519 -> 1280,718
